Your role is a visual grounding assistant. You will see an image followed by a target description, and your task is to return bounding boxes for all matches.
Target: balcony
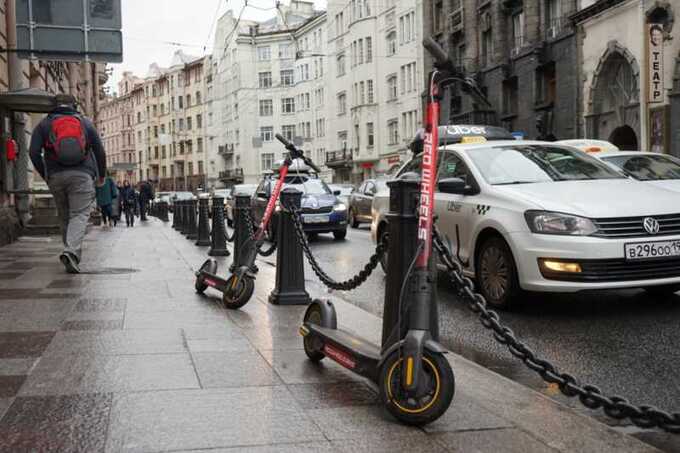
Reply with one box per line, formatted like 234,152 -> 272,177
219,168 -> 244,183
218,144 -> 234,158
325,149 -> 353,169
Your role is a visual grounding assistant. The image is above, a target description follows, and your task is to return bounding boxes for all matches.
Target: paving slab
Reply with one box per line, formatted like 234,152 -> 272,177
191,350 -> 283,388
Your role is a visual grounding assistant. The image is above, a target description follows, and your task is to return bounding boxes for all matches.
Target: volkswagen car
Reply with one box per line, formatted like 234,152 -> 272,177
372,126 -> 680,308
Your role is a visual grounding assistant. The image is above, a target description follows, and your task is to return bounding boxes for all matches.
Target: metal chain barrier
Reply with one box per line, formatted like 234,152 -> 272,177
242,208 -> 277,257
431,226 -> 680,433
285,203 -> 385,291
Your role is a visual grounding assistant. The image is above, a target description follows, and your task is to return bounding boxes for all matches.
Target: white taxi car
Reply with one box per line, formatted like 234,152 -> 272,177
372,127 -> 680,308
595,151 -> 680,194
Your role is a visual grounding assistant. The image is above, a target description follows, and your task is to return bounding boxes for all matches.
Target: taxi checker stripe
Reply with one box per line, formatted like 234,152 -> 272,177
476,205 -> 490,215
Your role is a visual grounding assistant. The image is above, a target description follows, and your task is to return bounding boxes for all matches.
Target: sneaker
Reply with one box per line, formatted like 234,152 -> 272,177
59,252 -> 80,274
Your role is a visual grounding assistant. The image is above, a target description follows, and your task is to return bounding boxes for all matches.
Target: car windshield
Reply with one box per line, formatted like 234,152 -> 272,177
466,144 -> 625,185
276,177 -> 330,195
174,192 -> 194,200
602,154 -> 680,181
330,185 -> 353,195
213,190 -> 229,197
233,184 -> 257,195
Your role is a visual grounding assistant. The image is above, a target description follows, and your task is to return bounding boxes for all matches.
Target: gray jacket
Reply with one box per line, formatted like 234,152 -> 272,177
29,107 -> 106,180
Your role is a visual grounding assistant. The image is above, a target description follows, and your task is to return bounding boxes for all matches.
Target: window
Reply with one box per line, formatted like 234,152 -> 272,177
282,125 -> 296,141
186,94 -> 191,106
367,80 -> 374,103
281,69 -> 294,86
337,92 -> 347,115
358,39 -> 364,64
512,12 -> 525,50
546,0 -> 563,36
137,112 -> 141,123
279,43 -> 293,59
197,138 -> 203,153
208,113 -> 213,126
359,81 -> 365,104
260,126 -> 274,142
152,105 -> 157,116
187,117 -> 193,130
316,88 -> 325,106
387,75 -> 398,101
335,12 -> 344,36
367,122 -> 374,147
387,31 -> 397,56
481,29 -> 493,66
535,62 -> 556,104
354,124 -> 360,148
186,140 -> 193,154
337,53 -> 346,76
257,46 -> 271,61
198,161 -> 204,174
179,118 -> 184,131
178,96 -> 183,109
196,91 -> 201,104
388,119 -> 399,145
154,126 -> 158,138
282,97 -> 295,114
316,118 -> 326,137
188,162 -> 194,176
259,72 -> 272,88
338,131 -> 348,151
261,153 -> 274,172
433,1 -> 443,33
259,99 -> 273,116
366,37 -> 372,62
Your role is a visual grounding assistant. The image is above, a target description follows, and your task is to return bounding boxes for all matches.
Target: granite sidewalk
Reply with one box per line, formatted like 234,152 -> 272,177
0,217 -> 661,452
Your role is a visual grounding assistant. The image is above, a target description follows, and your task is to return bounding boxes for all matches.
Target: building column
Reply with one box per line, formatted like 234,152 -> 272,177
669,56 -> 680,157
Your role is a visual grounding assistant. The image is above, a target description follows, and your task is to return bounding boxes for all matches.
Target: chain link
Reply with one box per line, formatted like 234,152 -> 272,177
431,226 -> 680,433
242,208 -> 277,256
285,204 -> 385,291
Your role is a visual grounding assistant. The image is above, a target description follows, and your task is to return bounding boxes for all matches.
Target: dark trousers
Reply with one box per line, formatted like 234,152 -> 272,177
140,198 -> 148,220
100,204 -> 113,225
124,206 -> 135,227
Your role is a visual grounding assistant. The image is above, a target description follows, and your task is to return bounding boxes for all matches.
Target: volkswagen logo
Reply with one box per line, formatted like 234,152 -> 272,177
643,217 -> 660,235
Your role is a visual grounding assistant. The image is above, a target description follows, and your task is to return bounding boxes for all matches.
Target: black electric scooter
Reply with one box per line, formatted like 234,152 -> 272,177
299,38 -> 490,425
195,134 -> 321,309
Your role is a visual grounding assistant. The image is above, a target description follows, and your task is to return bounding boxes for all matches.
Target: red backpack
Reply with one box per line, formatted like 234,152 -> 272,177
46,115 -> 89,166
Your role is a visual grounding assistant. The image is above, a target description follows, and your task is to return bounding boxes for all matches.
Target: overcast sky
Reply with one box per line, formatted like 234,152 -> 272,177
106,0 -> 327,93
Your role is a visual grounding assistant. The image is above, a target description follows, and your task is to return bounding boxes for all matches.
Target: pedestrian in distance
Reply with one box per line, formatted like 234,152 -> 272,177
29,93 -> 106,274
138,179 -> 154,221
120,181 -> 137,227
96,176 -> 118,227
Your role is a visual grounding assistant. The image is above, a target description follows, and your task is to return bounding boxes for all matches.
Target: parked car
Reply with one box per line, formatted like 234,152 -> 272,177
169,191 -> 194,211
348,179 -> 387,228
595,151 -> 680,193
556,139 -> 619,154
372,130 -> 680,309
225,184 -> 258,226
154,191 -> 172,206
251,172 -> 347,240
329,184 -> 355,205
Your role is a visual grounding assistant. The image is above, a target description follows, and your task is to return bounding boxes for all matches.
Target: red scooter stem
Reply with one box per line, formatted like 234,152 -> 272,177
256,163 -> 289,241
416,82 -> 440,269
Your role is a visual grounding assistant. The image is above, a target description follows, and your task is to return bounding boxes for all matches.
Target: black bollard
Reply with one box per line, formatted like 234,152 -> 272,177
181,200 -> 191,236
195,195 -> 211,246
229,194 -> 255,273
268,188 -> 311,306
176,200 -> 185,232
208,196 -> 230,256
171,201 -> 179,229
380,174 -> 439,352
160,201 -> 169,222
186,199 -> 198,240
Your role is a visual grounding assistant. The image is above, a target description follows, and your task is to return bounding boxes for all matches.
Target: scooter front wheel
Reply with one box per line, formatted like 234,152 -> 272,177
302,303 -> 326,362
221,275 -> 255,310
379,349 -> 454,426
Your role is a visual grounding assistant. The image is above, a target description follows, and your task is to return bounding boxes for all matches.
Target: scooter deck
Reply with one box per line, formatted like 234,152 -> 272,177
306,323 -> 381,381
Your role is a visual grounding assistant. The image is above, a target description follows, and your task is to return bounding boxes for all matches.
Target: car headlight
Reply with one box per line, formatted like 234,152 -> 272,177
333,203 -> 347,212
524,211 -> 597,236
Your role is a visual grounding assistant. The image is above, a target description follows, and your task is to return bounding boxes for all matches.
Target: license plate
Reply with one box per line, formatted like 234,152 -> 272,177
624,240 -> 680,260
303,215 -> 330,224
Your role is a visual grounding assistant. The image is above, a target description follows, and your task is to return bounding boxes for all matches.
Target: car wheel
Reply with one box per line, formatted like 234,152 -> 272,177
643,284 -> 680,297
379,229 -> 389,273
349,209 -> 359,228
475,236 -> 521,309
333,230 -> 347,240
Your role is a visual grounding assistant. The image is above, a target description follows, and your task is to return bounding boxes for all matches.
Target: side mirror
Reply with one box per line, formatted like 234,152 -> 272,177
438,177 -> 469,195
333,190 -> 341,196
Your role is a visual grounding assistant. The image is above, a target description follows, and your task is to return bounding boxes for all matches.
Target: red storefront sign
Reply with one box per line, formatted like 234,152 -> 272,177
360,162 -> 374,169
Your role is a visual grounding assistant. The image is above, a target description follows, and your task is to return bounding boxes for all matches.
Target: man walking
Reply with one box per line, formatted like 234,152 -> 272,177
29,94 -> 106,273
138,180 -> 154,221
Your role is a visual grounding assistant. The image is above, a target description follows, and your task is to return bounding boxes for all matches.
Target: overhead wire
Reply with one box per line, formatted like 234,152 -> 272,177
202,0 -> 226,54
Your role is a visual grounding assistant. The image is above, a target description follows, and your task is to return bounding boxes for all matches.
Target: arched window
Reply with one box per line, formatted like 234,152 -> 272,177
386,31 -> 397,56
593,52 -> 638,115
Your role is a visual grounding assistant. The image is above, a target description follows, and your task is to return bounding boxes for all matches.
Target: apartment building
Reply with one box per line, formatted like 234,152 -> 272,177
325,0 -> 424,183
212,1 -> 327,186
422,0 -> 579,141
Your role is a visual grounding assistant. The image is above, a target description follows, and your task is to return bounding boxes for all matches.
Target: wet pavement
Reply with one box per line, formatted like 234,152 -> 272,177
0,218 -> 661,452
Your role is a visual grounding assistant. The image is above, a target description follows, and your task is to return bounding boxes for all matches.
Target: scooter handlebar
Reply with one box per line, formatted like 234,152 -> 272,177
303,157 -> 321,173
275,133 -> 293,148
275,133 -> 322,173
423,37 -> 451,68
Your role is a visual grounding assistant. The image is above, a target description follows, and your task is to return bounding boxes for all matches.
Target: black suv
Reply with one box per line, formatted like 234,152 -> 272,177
251,173 -> 348,240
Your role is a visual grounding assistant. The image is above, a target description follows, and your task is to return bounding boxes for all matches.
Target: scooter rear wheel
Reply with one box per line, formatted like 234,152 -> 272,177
302,303 -> 326,362
195,260 -> 216,294
379,349 -> 454,426
221,275 -> 255,310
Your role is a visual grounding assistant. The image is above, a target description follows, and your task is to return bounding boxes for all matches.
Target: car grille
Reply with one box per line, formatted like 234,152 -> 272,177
301,206 -> 332,214
540,258 -> 680,282
592,214 -> 680,238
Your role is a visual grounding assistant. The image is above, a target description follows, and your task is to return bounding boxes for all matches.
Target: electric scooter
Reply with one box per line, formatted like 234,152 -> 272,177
298,38 -> 489,425
195,134 -> 321,309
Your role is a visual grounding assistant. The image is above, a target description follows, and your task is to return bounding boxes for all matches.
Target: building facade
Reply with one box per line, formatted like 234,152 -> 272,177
573,0 -> 679,153
423,0 -> 579,141
326,0 -> 424,183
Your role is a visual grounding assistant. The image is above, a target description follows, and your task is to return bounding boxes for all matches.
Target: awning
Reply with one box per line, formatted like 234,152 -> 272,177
0,88 -> 57,113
